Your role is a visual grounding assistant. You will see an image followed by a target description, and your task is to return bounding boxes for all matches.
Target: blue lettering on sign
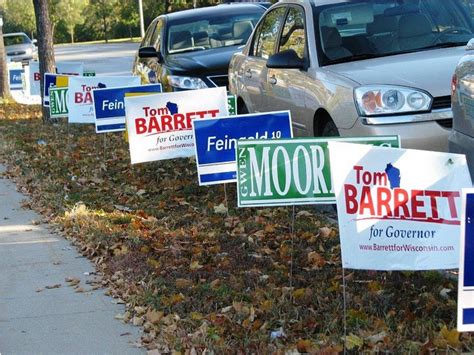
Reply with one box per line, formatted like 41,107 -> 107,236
193,111 -> 293,185
93,83 -> 162,134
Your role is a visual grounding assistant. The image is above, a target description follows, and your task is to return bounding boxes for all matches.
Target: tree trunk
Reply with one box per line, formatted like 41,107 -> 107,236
0,20 -> 13,102
33,0 -> 56,123
70,26 -> 74,44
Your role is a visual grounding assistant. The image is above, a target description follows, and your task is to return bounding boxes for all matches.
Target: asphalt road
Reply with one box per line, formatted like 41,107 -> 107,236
55,42 -> 140,76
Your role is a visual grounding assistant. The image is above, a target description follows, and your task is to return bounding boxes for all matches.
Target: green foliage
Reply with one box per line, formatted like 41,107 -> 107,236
3,0 -> 36,38
56,0 -> 88,43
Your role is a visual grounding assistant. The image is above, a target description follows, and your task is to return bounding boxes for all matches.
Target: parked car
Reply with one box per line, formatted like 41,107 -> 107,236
229,0 -> 474,151
3,32 -> 37,63
132,3 -> 269,91
449,38 -> 474,177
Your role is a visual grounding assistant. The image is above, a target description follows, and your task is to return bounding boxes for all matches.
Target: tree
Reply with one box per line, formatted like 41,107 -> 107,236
118,0 -> 138,40
56,0 -> 88,43
33,0 -> 56,123
88,0 -> 117,43
0,11 -> 12,102
4,0 -> 36,39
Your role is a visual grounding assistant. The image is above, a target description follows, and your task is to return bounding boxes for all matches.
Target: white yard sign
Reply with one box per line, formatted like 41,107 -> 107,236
68,76 -> 140,124
329,142 -> 472,271
125,87 -> 228,164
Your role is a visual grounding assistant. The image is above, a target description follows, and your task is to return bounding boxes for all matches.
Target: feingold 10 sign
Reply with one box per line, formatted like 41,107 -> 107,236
236,136 -> 400,207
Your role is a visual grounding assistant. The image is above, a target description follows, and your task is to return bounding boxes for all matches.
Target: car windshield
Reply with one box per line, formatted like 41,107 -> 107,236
3,34 -> 31,46
166,11 -> 264,54
315,0 -> 474,65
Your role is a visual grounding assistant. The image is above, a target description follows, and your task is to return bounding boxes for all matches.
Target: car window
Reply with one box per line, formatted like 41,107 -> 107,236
151,20 -> 163,51
278,6 -> 306,60
166,10 -> 264,54
3,35 -> 30,46
315,0 -> 474,66
252,7 -> 287,59
141,19 -> 158,47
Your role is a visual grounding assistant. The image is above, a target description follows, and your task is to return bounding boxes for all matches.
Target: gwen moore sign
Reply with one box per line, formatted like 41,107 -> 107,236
236,136 -> 400,207
193,111 -> 292,185
329,142 -> 472,271
125,87 -> 228,164
68,76 -> 140,124
458,189 -> 474,332
93,84 -> 162,133
49,87 -> 69,118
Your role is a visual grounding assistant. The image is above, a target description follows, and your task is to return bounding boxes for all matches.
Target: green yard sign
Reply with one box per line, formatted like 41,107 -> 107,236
49,87 -> 69,118
227,95 -> 237,116
236,136 -> 400,207
83,70 -> 96,77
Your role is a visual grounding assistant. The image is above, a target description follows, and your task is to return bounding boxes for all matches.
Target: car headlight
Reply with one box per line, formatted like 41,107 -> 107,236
354,85 -> 432,117
167,75 -> 208,90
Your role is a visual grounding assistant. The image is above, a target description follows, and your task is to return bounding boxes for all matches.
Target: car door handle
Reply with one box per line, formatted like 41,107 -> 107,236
269,75 -> 277,85
245,69 -> 252,78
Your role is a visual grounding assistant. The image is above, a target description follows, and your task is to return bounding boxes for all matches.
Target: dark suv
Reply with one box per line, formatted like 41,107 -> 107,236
132,3 -> 268,91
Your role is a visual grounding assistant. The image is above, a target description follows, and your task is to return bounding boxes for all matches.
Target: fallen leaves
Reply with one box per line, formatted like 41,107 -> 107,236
1,111 -> 472,352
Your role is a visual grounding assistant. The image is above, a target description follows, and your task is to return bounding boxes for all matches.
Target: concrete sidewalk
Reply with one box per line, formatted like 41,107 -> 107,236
0,165 -> 144,355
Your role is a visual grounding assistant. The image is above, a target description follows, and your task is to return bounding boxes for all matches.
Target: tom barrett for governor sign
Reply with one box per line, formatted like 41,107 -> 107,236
329,142 -> 472,271
125,87 -> 228,164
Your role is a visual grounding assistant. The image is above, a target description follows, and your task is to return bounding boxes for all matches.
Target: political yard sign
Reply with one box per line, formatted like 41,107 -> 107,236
93,84 -> 162,133
43,73 -> 69,107
8,62 -> 23,91
236,136 -> 400,207
193,111 -> 293,186
49,87 -> 69,118
68,76 -> 140,124
329,142 -> 472,271
125,87 -> 228,164
28,61 -> 83,97
458,189 -> 474,332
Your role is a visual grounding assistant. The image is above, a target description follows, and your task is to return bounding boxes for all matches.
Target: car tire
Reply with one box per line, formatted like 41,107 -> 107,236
238,101 -> 249,114
321,119 -> 339,137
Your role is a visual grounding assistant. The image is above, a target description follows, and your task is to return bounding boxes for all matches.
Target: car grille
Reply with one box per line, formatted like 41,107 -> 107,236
208,75 -> 229,90
7,51 -> 26,56
431,95 -> 451,110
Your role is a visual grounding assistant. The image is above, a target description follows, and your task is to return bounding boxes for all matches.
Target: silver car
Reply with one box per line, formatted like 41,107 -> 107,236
229,0 -> 474,151
449,38 -> 474,177
3,32 -> 37,63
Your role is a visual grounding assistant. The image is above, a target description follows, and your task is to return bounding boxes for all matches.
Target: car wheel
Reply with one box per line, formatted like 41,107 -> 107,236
238,101 -> 249,114
321,119 -> 339,137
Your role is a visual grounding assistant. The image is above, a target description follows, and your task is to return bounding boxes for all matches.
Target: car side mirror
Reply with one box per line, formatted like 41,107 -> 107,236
138,46 -> 162,60
32,39 -> 38,46
266,49 -> 305,70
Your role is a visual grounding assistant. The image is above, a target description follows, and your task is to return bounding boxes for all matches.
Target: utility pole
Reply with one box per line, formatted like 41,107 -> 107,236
138,0 -> 145,38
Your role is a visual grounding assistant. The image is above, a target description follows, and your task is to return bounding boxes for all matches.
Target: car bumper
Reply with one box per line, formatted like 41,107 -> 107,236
343,110 -> 451,152
8,55 -> 35,63
449,129 -> 474,180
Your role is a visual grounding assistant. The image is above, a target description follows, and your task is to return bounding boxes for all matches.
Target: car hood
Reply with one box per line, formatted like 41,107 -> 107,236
6,44 -> 31,52
325,47 -> 467,97
165,45 -> 243,74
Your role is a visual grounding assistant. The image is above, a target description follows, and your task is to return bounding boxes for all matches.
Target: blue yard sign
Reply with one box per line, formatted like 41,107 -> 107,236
9,68 -> 23,91
458,189 -> 474,332
93,84 -> 162,133
43,73 -> 68,107
192,111 -> 293,185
